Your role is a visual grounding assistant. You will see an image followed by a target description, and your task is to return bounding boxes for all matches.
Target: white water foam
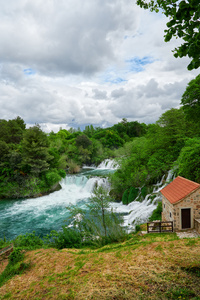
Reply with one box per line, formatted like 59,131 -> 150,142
0,164 -> 175,239
97,159 -> 119,170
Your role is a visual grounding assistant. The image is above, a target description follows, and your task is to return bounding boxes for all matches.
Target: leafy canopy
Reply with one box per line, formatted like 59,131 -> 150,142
137,0 -> 200,70
181,74 -> 200,127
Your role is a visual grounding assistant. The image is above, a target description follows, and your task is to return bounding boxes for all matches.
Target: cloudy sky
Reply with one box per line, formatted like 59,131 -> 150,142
0,0 -> 199,132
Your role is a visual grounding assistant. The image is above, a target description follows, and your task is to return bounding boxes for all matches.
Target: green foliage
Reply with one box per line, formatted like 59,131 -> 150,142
112,119 -> 147,140
182,266 -> 200,278
21,125 -> 52,175
65,186 -> 126,246
13,232 -> 44,249
135,224 -> 141,233
46,228 -> 82,249
122,189 -> 129,205
165,287 -> 196,299
0,236 -> 11,249
9,248 -> 24,264
93,129 -> 124,149
58,169 -> 66,178
0,248 -> 30,287
147,149 -> 173,181
149,202 -> 162,222
137,0 -> 200,70
75,134 -> 92,149
0,116 -> 25,144
128,187 -> 139,203
141,186 -> 147,199
44,170 -> 62,187
177,138 -> 200,182
181,74 -> 200,132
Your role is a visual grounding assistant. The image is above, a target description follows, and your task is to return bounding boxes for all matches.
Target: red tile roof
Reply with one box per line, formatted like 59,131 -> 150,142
160,176 -> 200,204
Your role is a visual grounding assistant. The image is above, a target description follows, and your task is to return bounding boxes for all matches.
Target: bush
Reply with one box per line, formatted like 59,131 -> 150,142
128,187 -> 139,203
141,186 -> 147,199
9,248 -> 24,264
45,170 -> 61,187
47,227 -> 82,249
149,202 -> 162,222
13,232 -> 44,249
68,161 -> 81,174
122,189 -> 129,205
135,225 -> 141,232
0,248 -> 30,287
58,169 -> 66,178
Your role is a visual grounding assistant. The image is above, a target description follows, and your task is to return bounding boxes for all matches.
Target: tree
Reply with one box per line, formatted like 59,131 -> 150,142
156,108 -> 186,155
75,134 -> 92,149
177,138 -> 200,182
87,186 -> 116,238
0,117 -> 25,144
21,125 -> 52,175
66,186 -> 125,244
181,74 -> 200,132
137,0 -> 200,70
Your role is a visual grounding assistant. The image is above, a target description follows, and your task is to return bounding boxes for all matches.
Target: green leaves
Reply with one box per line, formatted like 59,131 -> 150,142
181,74 -> 200,134
21,125 -> 52,175
65,186 -> 125,245
177,138 -> 200,182
136,0 -> 200,70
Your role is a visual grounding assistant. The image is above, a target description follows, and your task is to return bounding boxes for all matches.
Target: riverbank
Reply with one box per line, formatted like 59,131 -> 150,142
0,182 -> 62,201
0,233 -> 200,299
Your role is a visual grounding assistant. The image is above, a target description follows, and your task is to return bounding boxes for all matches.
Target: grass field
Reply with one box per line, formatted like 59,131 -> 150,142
0,233 -> 200,300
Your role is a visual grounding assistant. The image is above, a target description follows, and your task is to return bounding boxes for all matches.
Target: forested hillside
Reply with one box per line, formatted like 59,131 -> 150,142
1,75 -> 200,200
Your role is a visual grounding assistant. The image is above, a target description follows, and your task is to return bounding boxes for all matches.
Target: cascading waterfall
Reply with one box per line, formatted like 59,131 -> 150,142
0,162 -> 112,240
0,160 -> 174,240
97,159 -> 119,170
112,169 -> 175,232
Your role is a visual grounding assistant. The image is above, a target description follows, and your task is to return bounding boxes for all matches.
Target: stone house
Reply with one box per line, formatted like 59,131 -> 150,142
160,176 -> 200,233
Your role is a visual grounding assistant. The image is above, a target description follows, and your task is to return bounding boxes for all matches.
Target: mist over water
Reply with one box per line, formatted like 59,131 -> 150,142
0,160 -> 169,240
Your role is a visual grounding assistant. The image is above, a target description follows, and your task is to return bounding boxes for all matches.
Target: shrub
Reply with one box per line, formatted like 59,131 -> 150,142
47,227 -> 82,249
9,248 -> 24,264
141,186 -> 147,199
128,187 -> 139,203
58,169 -> 66,178
45,170 -> 61,187
122,189 -> 129,205
135,225 -> 141,232
149,202 -> 162,221
68,161 -> 81,174
13,232 -> 44,249
0,248 -> 30,287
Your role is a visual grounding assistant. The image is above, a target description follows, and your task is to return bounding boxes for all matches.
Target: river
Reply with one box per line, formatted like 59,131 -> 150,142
0,160 -> 166,240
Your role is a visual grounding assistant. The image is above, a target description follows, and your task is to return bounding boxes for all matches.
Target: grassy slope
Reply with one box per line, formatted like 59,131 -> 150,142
0,234 -> 200,300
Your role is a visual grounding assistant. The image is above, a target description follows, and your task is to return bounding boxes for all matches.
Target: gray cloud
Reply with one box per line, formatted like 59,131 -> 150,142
0,0 -> 138,76
0,0 -> 199,131
111,88 -> 125,99
92,89 -> 107,100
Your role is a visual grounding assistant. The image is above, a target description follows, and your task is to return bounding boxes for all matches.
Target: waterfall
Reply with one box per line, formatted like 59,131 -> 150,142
153,169 -> 175,193
0,169 -> 110,240
97,159 -> 119,170
111,170 -> 176,232
0,163 -> 175,240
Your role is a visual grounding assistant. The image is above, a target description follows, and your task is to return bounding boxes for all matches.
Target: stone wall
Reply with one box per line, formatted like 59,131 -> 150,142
162,196 -> 174,222
162,188 -> 200,231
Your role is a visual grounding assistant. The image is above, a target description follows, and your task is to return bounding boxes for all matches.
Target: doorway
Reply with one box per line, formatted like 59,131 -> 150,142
181,208 -> 191,229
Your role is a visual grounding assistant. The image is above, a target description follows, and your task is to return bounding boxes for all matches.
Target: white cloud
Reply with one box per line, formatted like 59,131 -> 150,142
0,0 -> 199,131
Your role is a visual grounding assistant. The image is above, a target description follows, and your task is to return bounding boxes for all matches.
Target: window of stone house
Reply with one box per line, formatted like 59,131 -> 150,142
170,212 -> 171,218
